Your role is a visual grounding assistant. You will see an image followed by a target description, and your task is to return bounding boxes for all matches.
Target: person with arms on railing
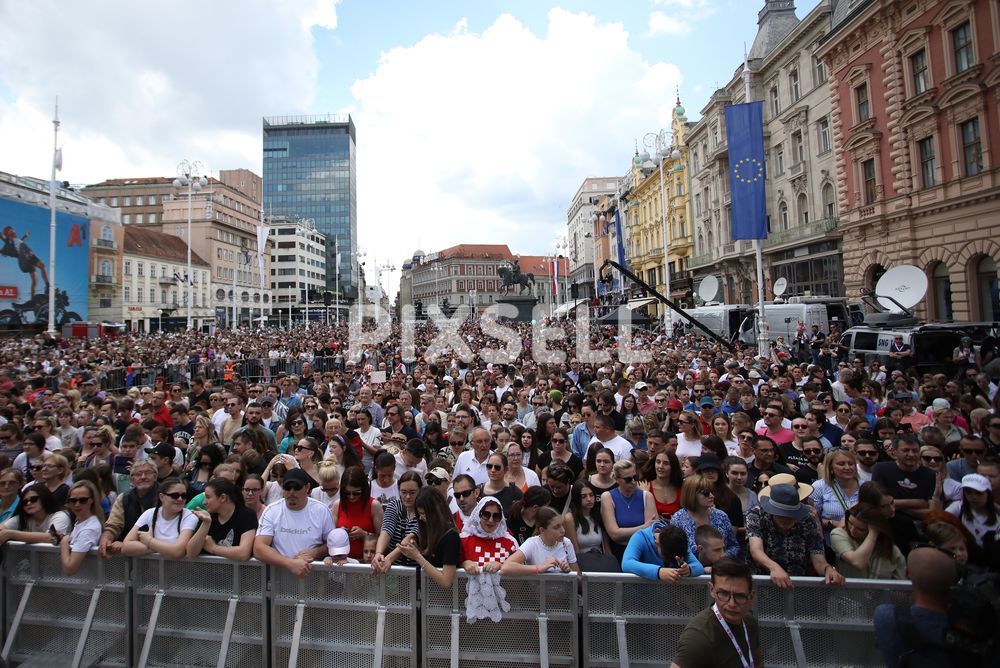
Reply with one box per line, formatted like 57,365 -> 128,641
746,483 -> 844,590
460,496 -> 518,576
396,487 -> 460,588
120,477 -> 198,559
332,465 -> 384,561
60,480 -> 105,576
186,478 -> 258,561
502,506 -> 580,577
564,480 -> 615,571
99,460 -> 159,558
670,557 -> 761,668
371,471 -> 422,573
0,482 -> 70,545
622,521 -> 704,582
254,468 -> 334,576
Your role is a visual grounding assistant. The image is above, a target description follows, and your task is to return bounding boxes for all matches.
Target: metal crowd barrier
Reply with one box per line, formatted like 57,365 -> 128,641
132,555 -> 268,668
270,562 -> 417,668
421,570 -> 579,668
2,543 -> 130,668
581,573 -> 914,668
1,542 -> 913,668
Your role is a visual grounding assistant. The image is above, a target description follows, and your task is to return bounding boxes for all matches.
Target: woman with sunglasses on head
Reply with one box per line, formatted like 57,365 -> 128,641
536,427 -> 583,481
460,496 -> 518,576
669,474 -> 740,558
186,478 -> 258,561
601,459 -> 657,563
332,465 -> 384,561
60,480 -> 105,575
481,452 -> 522,518
0,482 -> 70,545
120,474 -> 199,558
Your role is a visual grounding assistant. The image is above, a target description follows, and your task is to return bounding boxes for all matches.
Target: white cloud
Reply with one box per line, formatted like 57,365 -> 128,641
647,0 -> 716,37
349,9 -> 683,285
647,12 -> 692,36
0,0 -> 336,182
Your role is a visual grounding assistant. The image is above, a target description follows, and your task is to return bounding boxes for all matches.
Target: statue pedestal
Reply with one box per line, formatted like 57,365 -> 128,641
496,296 -> 538,323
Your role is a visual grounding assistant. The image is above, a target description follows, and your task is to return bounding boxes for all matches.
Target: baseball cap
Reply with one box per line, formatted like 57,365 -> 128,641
427,467 -> 451,484
748,370 -> 762,379
634,382 -> 649,391
327,528 -> 351,556
694,453 -> 723,473
388,432 -> 408,444
961,473 -> 991,493
700,396 -> 715,407
667,399 -> 683,411
931,398 -> 951,410
144,443 -> 175,460
282,468 -> 310,487
893,391 -> 913,401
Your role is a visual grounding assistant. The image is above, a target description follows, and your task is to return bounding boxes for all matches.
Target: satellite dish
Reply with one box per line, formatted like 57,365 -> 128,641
874,265 -> 928,313
697,275 -> 719,303
773,277 -> 788,297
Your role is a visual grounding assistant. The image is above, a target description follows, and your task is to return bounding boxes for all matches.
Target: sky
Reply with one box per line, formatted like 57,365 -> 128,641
0,0 -> 821,292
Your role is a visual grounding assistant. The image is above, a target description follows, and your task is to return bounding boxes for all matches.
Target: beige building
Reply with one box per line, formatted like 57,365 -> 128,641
121,226 -> 212,332
83,170 -> 272,328
688,0 -> 843,303
566,177 -> 618,299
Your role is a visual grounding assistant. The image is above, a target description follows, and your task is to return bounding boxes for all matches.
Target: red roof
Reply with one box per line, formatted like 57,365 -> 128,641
124,227 -> 210,266
435,244 -> 514,260
517,255 -> 569,278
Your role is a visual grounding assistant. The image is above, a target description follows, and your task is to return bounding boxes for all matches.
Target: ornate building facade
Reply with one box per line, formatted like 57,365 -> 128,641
817,0 -> 1000,321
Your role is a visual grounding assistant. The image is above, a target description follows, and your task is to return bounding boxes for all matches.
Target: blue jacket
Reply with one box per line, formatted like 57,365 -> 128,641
621,522 -> 706,581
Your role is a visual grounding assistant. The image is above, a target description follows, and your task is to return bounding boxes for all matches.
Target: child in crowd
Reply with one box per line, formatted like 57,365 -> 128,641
694,525 -> 726,572
324,528 -> 359,566
361,532 -> 378,564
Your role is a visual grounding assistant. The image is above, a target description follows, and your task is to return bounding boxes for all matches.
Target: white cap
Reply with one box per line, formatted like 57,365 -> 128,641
327,528 -> 351,556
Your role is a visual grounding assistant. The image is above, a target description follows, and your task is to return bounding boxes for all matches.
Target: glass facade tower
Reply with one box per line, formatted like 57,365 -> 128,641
262,115 -> 357,300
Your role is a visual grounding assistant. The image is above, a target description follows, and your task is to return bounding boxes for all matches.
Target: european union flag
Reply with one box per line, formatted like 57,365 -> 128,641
725,101 -> 767,240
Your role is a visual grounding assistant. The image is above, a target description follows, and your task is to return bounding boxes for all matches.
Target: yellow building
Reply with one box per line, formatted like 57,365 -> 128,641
624,99 -> 693,323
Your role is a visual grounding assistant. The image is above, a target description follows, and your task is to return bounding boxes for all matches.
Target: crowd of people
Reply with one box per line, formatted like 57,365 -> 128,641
0,319 -> 997,663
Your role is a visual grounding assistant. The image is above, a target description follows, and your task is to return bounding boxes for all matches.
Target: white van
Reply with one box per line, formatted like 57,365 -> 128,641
671,304 -> 755,343
842,322 -> 999,375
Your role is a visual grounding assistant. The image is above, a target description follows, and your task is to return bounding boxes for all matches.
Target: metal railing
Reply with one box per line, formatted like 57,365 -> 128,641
2,543 -> 913,668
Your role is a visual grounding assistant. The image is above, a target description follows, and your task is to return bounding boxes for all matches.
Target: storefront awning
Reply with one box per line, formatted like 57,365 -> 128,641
552,298 -> 588,317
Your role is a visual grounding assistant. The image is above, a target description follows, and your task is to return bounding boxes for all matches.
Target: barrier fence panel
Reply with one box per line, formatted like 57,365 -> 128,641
270,562 -> 417,668
422,571 -> 579,668
2,543 -> 130,668
131,555 -> 268,668
581,573 -> 913,668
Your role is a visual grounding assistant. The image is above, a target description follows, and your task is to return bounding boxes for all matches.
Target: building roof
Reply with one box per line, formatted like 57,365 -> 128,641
84,176 -> 230,189
748,0 -> 801,61
516,255 -> 570,278
124,226 -> 210,267
434,244 -> 515,260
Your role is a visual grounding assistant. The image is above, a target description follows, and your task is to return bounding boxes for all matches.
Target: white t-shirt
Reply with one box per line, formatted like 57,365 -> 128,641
135,507 -> 200,543
3,509 -> 71,534
946,501 -> 1000,546
455,450 -> 490,485
69,515 -> 102,553
310,487 -> 340,511
256,498 -> 334,558
44,435 -> 62,452
588,435 -> 634,464
394,453 -> 428,480
371,480 -> 399,505
676,434 -> 703,458
517,535 -> 577,570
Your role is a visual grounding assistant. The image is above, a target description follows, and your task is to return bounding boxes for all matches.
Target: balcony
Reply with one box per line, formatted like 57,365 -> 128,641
93,238 -> 117,252
158,275 -> 178,285
763,217 -> 838,250
92,274 -> 114,285
689,252 -> 715,268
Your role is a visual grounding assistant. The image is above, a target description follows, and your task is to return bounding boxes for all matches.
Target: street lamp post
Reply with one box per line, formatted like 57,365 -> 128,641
173,160 -> 207,332
641,131 -> 682,332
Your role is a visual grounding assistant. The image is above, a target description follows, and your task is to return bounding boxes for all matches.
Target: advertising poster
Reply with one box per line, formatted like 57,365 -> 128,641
0,196 -> 89,326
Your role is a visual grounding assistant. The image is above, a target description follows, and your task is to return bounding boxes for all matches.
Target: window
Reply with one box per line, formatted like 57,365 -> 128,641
135,196 -> 144,206
863,159 -> 878,204
822,183 -> 836,219
770,86 -> 780,116
135,214 -> 143,224
952,22 -> 974,73
124,260 -> 131,276
778,202 -> 789,229
792,131 -> 804,164
776,146 -> 785,175
918,137 -> 936,187
693,150 -> 700,172
855,83 -> 870,122
123,197 -> 131,206
137,263 -> 144,277
695,194 -> 702,216
789,69 -> 800,102
797,193 -> 809,224
123,214 -> 130,224
148,213 -> 156,223
136,287 -> 143,304
124,286 -> 130,302
813,55 -> 826,87
961,117 -> 982,176
818,117 -> 831,153
111,197 -> 118,206
910,49 -> 929,94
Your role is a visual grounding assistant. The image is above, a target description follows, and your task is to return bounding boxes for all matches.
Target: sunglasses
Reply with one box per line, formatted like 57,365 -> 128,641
479,510 -> 503,522
486,463 -> 503,471
449,441 -> 465,446
426,477 -> 447,486
836,408 -> 851,413
342,489 -> 363,498
764,412 -> 782,418
242,487 -> 262,494
697,489 -> 715,498
454,488 -> 477,500
291,419 -> 305,426
282,482 -> 305,492
22,496 -> 40,504
921,455 -> 943,463
678,419 -> 693,425
161,491 -> 186,500
66,496 -> 92,505
792,425 -> 809,430
619,475 -> 637,484
293,445 -> 316,453
856,451 -> 878,457
550,437 -> 567,444
804,448 -> 823,455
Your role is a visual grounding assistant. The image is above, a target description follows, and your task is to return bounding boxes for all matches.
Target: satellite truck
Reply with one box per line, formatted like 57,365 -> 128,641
842,264 -> 999,375
671,275 -> 850,347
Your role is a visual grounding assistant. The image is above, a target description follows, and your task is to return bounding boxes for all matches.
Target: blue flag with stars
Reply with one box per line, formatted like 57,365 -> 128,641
725,101 -> 767,240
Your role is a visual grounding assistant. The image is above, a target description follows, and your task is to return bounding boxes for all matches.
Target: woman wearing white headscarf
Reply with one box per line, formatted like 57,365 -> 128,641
460,496 -> 518,575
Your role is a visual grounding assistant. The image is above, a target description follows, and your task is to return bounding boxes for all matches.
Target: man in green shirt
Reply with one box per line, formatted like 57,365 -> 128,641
671,557 -> 762,668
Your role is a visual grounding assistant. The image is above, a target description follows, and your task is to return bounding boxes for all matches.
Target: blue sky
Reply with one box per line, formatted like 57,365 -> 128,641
0,0 -> 822,291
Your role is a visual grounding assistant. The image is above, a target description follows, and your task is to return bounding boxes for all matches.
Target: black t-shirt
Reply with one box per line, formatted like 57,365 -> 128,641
425,529 -> 461,568
508,516 -> 536,546
207,505 -> 259,548
536,452 -> 584,479
188,390 -> 211,409
482,483 -> 523,517
872,463 -> 936,502
779,442 -> 811,470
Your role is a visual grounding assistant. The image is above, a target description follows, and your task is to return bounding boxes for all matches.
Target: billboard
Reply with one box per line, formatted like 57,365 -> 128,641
0,196 -> 89,326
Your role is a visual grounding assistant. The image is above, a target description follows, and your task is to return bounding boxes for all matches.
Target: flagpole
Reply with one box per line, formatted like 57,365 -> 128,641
47,99 -> 60,334
334,237 -> 340,328
745,46 -> 768,349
